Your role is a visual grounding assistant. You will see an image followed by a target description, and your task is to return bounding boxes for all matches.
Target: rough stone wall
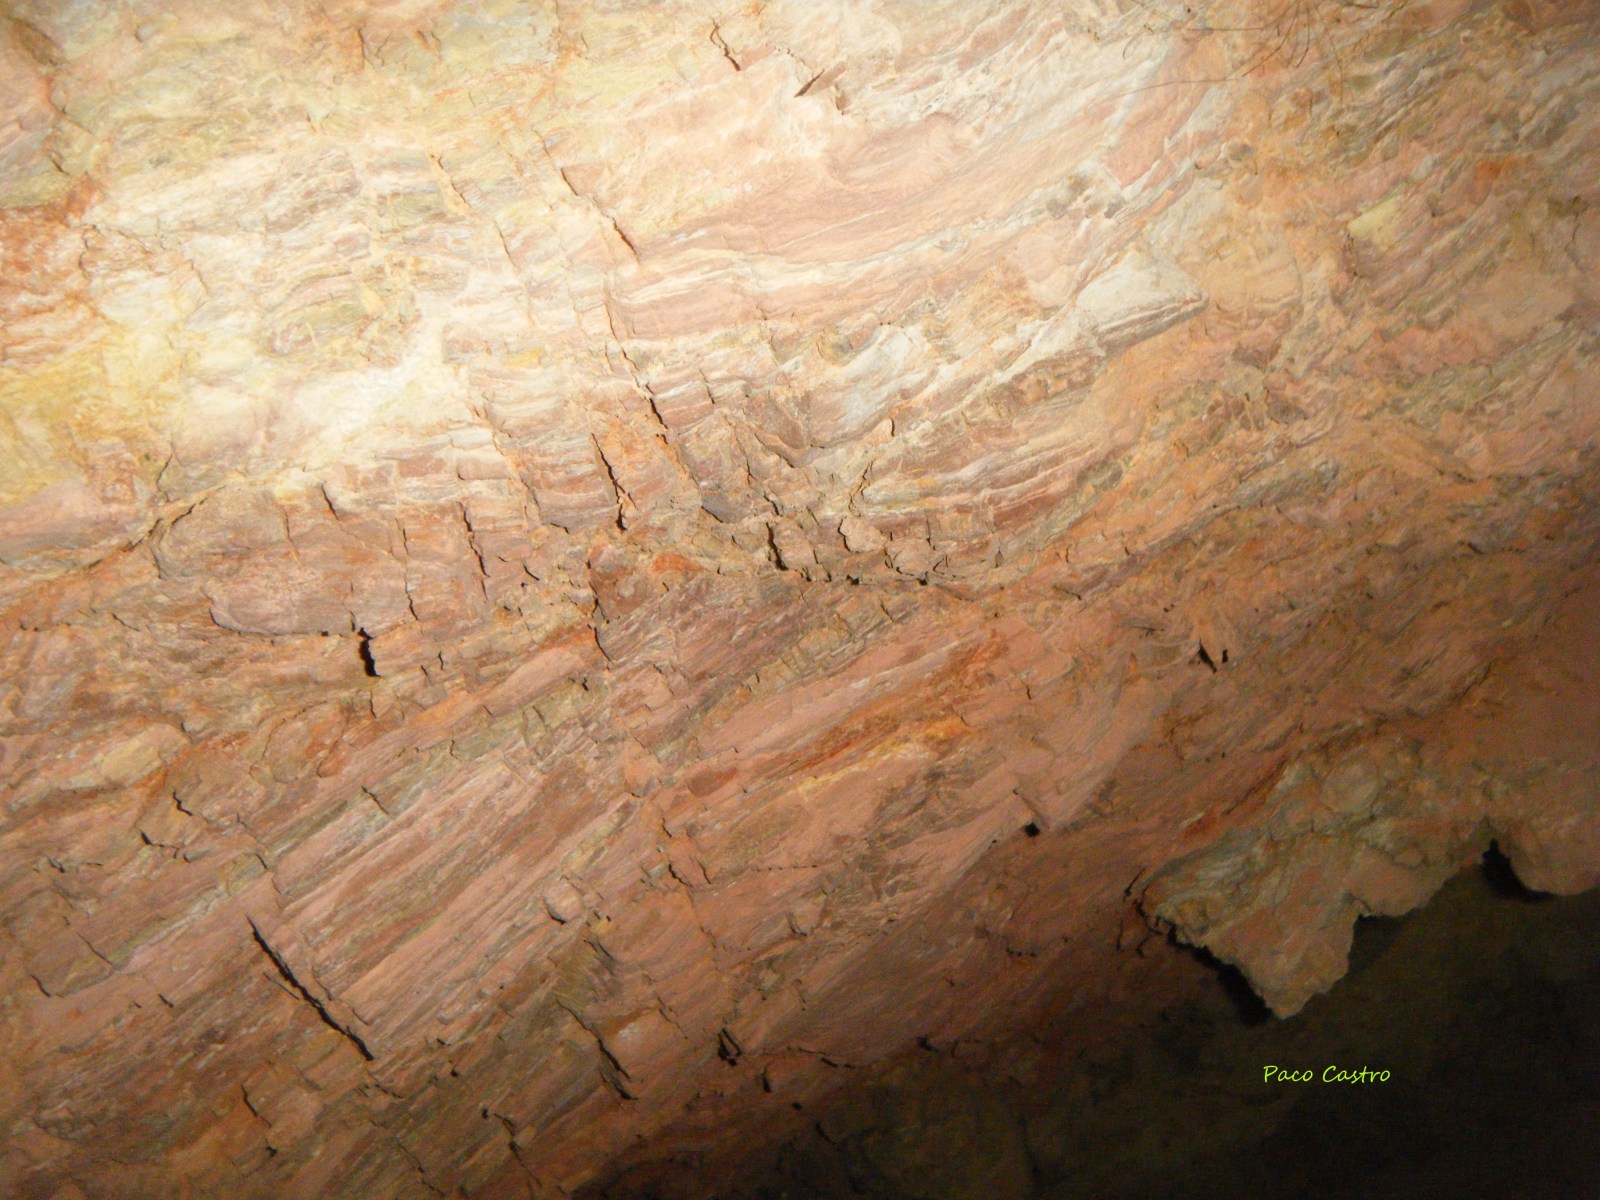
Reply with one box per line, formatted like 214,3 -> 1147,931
1,0 -> 1597,1197
1143,565 -> 1600,1017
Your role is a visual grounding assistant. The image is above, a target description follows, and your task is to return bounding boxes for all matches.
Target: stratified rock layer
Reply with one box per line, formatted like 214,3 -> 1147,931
1,1 -> 1597,1197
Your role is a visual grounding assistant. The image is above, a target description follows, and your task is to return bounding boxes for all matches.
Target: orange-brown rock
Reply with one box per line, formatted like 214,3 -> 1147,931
1,0 -> 1597,1197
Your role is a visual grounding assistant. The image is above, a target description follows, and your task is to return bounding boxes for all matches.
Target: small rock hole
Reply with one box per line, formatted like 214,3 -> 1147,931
1481,840 -> 1550,902
357,631 -> 379,678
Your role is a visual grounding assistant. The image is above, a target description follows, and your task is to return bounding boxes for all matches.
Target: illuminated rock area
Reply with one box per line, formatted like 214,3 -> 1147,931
1,0 -> 1596,1197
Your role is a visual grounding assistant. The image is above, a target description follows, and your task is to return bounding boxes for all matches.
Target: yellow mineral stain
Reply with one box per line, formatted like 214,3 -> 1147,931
0,329 -> 179,504
1347,189 -> 1408,252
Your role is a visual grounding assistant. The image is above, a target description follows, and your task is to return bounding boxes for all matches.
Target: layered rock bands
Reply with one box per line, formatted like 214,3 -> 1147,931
1,0 -> 1597,1196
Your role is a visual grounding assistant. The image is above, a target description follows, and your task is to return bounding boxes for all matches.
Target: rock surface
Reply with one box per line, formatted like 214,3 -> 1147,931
1,0 -> 1597,1197
707,849 -> 1600,1200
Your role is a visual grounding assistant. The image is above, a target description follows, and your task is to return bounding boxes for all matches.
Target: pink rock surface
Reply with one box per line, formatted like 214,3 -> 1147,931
1,0 -> 1597,1196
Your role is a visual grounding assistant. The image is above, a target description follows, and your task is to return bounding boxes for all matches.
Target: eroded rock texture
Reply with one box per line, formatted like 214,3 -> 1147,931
1,0 -> 1597,1196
